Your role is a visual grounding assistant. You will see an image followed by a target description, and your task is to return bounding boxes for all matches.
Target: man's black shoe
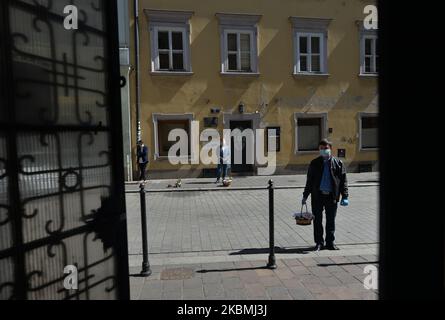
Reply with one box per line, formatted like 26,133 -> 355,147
313,243 -> 324,251
325,243 -> 340,250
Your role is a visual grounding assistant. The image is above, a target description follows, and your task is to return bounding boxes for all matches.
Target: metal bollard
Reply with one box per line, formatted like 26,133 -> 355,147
267,179 -> 277,269
139,183 -> 152,276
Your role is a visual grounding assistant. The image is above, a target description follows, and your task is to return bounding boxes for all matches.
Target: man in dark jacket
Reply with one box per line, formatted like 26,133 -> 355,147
302,139 -> 349,251
136,140 -> 149,183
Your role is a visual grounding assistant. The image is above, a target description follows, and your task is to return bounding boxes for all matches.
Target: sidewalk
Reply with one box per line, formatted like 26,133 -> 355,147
130,245 -> 378,300
126,172 -> 379,300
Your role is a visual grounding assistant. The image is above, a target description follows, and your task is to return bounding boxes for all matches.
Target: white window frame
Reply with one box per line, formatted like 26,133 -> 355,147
294,113 -> 328,154
296,32 -> 325,73
145,9 -> 193,74
223,29 -> 255,72
290,17 -> 331,76
360,34 -> 378,75
153,26 -> 188,71
152,113 -> 194,160
358,113 -> 378,151
216,13 -> 261,75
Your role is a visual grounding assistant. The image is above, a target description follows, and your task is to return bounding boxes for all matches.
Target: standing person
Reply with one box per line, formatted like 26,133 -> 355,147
302,139 -> 349,251
215,136 -> 231,183
136,140 -> 149,183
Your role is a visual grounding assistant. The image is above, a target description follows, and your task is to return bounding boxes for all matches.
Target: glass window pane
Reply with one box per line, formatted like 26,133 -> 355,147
228,53 -> 237,70
311,55 -> 321,72
365,57 -> 371,72
240,33 -> 250,52
375,39 -> 378,55
311,37 -> 320,54
172,53 -> 184,70
158,31 -> 169,50
375,56 -> 379,73
240,52 -> 250,71
299,36 -> 308,54
159,53 -> 169,69
361,117 -> 378,149
300,55 -> 307,72
362,128 -> 378,148
158,120 -> 190,156
228,33 -> 237,51
298,118 -> 321,151
365,38 -> 372,55
172,32 -> 183,50
362,116 -> 378,129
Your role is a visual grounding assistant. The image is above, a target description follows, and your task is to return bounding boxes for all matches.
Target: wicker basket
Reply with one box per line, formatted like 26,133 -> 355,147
294,204 -> 313,226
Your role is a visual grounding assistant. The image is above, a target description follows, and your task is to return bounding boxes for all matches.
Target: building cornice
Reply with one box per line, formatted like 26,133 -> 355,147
289,16 -> 332,30
144,9 -> 194,23
215,12 -> 262,26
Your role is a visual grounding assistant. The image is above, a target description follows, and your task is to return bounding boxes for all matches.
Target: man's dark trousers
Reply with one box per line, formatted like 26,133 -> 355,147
312,193 -> 338,246
139,162 -> 148,180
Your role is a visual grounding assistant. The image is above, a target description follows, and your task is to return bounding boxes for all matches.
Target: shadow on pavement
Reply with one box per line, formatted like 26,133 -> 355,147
229,246 -> 313,255
196,266 -> 268,273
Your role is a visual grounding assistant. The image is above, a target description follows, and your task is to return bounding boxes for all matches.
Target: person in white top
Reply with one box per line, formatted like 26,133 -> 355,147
215,136 -> 231,183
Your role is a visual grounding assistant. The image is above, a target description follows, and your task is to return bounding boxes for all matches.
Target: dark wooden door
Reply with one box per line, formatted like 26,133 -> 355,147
230,120 -> 254,174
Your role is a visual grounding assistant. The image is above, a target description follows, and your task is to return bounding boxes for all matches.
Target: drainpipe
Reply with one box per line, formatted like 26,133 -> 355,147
133,0 -> 141,142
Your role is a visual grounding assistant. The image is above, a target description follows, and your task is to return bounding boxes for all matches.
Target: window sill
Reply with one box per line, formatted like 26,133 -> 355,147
295,150 -> 320,155
155,155 -> 192,161
293,73 -> 330,78
150,71 -> 194,76
220,71 -> 260,77
358,73 -> 378,78
359,147 -> 379,151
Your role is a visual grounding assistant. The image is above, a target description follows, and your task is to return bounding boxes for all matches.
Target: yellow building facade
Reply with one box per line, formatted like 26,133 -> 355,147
128,0 -> 378,179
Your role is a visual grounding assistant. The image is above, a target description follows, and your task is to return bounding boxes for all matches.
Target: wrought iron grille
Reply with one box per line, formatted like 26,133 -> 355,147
0,0 -> 129,300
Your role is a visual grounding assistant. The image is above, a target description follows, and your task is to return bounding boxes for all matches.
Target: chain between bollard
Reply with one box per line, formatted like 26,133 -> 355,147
139,183 -> 152,277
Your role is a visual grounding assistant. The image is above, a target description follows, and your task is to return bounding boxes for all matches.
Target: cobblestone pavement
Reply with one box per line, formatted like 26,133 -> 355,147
130,250 -> 379,300
126,173 -> 379,300
126,174 -> 378,255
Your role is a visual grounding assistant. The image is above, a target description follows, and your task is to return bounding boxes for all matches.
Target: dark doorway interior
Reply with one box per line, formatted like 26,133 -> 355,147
229,120 -> 254,174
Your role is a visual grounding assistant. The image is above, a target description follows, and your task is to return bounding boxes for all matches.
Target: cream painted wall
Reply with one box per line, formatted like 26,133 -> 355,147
129,0 -> 378,178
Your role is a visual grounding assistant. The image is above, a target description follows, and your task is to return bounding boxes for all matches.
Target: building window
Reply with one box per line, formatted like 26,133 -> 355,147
153,114 -> 193,158
266,127 -> 281,152
225,31 -> 253,72
155,27 -> 187,71
145,9 -> 193,73
294,113 -> 327,152
360,114 -> 378,150
297,33 -> 323,73
216,13 -> 261,74
290,17 -> 331,75
361,35 -> 378,74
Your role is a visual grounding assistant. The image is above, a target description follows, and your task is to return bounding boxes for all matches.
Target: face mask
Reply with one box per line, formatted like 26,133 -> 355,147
319,149 -> 331,158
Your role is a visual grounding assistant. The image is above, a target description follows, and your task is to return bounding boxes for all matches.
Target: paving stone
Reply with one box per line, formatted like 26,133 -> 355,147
288,287 -> 314,300
183,288 -> 204,299
183,277 -> 203,289
203,283 -> 224,297
258,276 -> 283,287
319,276 -> 343,287
162,279 -> 183,292
222,277 -> 244,290
274,268 -> 295,280
266,287 -> 292,300
308,266 -> 332,277
245,283 -> 268,298
289,265 -> 312,276
225,288 -> 248,300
